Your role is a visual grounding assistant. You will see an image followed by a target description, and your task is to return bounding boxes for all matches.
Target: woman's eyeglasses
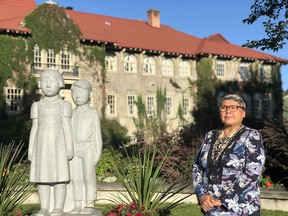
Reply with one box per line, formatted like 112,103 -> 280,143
219,105 -> 244,112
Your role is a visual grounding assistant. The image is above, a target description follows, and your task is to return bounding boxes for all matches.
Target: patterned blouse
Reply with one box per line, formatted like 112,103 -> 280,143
192,126 -> 265,216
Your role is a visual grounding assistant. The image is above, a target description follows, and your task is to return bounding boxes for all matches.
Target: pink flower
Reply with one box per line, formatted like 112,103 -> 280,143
15,210 -> 23,216
116,205 -> 124,212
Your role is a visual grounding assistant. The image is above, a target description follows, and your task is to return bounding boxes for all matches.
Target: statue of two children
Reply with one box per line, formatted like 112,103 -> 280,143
28,69 -> 103,216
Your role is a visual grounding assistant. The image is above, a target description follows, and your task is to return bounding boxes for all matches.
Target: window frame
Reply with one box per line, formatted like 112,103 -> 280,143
215,60 -> 225,77
179,60 -> 190,77
143,57 -> 156,74
107,94 -> 116,115
124,54 -> 137,73
161,58 -> 173,76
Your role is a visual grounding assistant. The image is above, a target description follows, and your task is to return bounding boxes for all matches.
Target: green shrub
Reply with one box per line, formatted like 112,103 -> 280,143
101,118 -> 131,148
0,141 -> 35,216
96,144 -> 122,182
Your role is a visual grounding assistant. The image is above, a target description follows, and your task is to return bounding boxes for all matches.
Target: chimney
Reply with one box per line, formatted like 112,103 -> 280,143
147,9 -> 160,28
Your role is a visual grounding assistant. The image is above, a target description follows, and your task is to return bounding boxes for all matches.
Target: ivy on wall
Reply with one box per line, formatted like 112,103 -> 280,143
0,35 -> 32,108
24,3 -> 81,54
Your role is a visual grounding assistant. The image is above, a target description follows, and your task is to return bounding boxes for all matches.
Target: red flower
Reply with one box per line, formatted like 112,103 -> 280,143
116,205 -> 124,212
266,181 -> 272,188
106,211 -> 120,216
15,211 -> 23,216
126,213 -> 133,216
135,213 -> 143,216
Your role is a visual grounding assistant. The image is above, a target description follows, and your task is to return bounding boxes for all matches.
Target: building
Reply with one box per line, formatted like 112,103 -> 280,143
1,0 -> 287,135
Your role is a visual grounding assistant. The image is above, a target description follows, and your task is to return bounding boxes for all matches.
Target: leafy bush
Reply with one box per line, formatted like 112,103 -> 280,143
101,118 -> 131,148
96,144 -> 122,182
106,144 -> 192,216
152,131 -> 195,184
0,141 -> 35,216
259,119 -> 288,188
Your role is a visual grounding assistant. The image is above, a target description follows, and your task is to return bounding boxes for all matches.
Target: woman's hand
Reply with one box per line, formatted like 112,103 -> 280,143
200,195 -> 222,212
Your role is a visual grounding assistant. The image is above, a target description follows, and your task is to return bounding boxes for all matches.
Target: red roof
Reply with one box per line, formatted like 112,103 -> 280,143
0,0 -> 287,63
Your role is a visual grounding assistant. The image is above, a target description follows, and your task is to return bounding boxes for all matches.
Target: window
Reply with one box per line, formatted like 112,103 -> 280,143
239,62 -> 249,81
161,59 -> 173,76
182,97 -> 190,116
179,60 -> 190,77
165,97 -> 172,116
263,94 -> 271,118
107,94 -> 116,115
61,50 -> 70,70
127,95 -> 136,115
253,93 -> 262,119
216,60 -> 225,77
146,96 -> 155,116
5,87 -> 23,113
143,57 -> 156,74
105,54 -> 117,72
124,54 -> 137,72
261,65 -> 271,81
34,45 -> 41,67
47,49 -> 56,68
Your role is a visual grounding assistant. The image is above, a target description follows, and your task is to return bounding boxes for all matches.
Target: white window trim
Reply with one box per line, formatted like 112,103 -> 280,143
165,97 -> 173,116
179,60 -> 190,77
127,95 -> 136,116
215,60 -> 225,77
105,54 -> 117,72
146,96 -> 155,116
143,57 -> 156,74
161,59 -> 173,76
107,94 -> 116,115
5,87 -> 23,114
124,54 -> 137,73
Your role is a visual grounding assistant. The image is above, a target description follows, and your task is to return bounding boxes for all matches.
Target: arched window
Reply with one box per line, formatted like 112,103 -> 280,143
161,58 -> 173,76
179,60 -> 190,77
143,57 -> 156,74
105,54 -> 117,72
124,54 -> 137,73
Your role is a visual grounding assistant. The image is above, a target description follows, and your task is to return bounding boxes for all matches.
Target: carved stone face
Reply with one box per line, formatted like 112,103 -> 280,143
40,75 -> 60,97
71,86 -> 90,106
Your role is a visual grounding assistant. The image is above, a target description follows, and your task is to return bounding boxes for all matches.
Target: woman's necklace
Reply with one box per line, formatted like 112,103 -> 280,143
223,125 -> 242,139
212,125 -> 244,163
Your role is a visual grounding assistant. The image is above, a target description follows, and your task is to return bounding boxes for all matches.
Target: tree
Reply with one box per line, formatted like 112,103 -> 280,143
242,0 -> 288,52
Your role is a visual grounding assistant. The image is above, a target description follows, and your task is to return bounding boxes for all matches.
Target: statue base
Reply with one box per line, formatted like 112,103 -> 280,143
64,209 -> 102,216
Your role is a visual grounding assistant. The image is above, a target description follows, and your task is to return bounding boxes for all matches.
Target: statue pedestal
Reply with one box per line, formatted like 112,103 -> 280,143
64,209 -> 102,216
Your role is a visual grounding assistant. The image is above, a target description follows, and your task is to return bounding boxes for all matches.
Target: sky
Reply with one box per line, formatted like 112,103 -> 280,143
35,0 -> 288,90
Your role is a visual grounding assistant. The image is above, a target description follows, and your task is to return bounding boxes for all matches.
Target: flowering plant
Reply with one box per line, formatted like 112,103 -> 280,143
105,144 -> 192,216
260,175 -> 284,188
15,210 -> 29,216
106,201 -> 161,216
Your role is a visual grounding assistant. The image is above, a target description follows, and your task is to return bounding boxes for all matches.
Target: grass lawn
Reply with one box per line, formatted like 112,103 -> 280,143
16,203 -> 287,216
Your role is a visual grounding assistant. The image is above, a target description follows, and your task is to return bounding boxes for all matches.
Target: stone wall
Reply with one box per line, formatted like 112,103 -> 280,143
24,182 -> 288,212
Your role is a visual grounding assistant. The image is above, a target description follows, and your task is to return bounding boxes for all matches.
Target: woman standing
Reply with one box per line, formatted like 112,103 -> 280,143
192,94 -> 265,216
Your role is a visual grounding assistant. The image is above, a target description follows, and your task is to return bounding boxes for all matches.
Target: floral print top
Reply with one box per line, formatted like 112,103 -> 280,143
192,126 -> 265,216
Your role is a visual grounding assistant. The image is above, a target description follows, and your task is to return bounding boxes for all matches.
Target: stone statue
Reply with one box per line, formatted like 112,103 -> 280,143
28,69 -> 73,216
69,80 -> 103,214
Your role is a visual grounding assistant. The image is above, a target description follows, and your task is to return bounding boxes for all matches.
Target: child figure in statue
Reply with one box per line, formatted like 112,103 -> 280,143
28,69 -> 73,216
69,80 -> 103,214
